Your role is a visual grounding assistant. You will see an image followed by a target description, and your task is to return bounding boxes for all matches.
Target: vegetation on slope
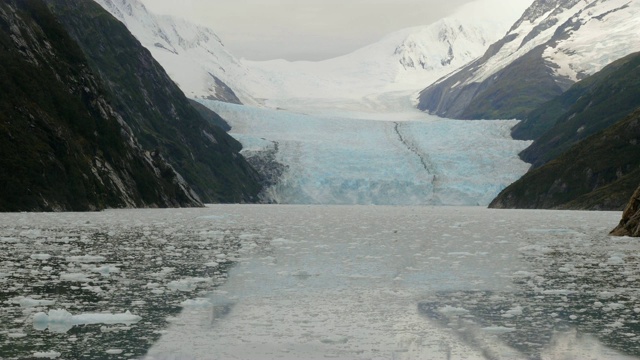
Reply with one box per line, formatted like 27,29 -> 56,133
516,52 -> 640,168
490,108 -> 640,210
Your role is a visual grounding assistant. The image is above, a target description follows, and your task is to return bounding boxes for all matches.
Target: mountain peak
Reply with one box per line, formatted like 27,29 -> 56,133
418,0 -> 640,121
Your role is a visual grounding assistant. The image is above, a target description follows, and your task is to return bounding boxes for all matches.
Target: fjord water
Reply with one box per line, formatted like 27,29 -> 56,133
138,205 -> 637,359
2,206 -> 638,359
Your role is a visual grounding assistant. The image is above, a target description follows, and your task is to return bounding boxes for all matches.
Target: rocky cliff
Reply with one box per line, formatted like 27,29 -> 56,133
46,0 -> 262,203
611,185 -> 640,237
0,0 -> 201,211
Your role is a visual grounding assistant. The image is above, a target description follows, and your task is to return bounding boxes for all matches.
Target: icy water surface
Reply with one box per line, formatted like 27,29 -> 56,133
1,206 -> 639,359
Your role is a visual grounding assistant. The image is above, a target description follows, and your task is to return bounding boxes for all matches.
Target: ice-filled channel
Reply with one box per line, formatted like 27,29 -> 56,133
2,206 -> 639,359
200,100 -> 532,205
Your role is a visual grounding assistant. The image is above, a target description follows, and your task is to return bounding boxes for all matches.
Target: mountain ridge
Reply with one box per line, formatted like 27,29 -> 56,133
417,0 -> 640,121
48,0 -> 263,204
0,0 -> 202,211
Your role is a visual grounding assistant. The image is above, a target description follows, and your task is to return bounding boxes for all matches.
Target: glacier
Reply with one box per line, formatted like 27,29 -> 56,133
93,0 -> 536,207
202,100 -> 531,206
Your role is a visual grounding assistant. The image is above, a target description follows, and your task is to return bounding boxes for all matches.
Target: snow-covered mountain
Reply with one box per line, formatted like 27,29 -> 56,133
246,15 -> 515,112
418,0 -> 640,122
94,0 -> 529,112
93,0 -> 250,104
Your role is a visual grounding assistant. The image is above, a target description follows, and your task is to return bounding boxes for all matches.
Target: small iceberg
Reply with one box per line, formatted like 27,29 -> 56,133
33,309 -> 141,333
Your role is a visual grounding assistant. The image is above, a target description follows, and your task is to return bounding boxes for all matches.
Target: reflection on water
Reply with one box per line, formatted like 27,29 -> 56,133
147,206 -> 640,360
1,206 -> 639,359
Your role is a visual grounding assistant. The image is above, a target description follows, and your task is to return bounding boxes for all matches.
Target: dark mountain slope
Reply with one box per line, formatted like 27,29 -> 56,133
611,185 -> 640,237
489,108 -> 640,210
517,52 -> 640,168
47,0 -> 262,203
417,0 -> 639,122
0,0 -> 201,211
418,44 -> 566,121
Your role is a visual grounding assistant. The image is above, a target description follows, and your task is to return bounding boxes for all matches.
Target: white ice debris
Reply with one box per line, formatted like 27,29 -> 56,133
33,309 -> 141,332
438,305 -> 470,317
167,277 -> 212,292
482,326 -> 516,334
502,305 -> 523,318
66,255 -> 106,263
180,298 -> 213,308
59,272 -> 93,282
32,351 -> 61,359
10,296 -> 55,308
91,265 -> 120,277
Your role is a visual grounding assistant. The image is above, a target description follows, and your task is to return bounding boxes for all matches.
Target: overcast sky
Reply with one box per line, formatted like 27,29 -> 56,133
139,0 -> 486,61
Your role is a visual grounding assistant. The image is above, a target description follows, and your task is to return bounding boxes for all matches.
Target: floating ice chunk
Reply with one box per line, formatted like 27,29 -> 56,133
91,265 -> 120,277
150,267 -> 175,278
320,336 -> 350,344
167,277 -> 211,292
512,271 -> 534,278
106,349 -> 123,355
608,255 -> 625,265
180,298 -> 214,308
519,245 -> 554,254
204,261 -> 219,267
33,309 -> 141,333
542,289 -> 576,295
30,254 -> 52,261
438,305 -> 470,317
598,291 -> 616,299
482,326 -> 516,334
32,351 -> 61,359
59,272 -> 93,282
606,321 -> 625,328
502,305 -> 523,318
74,311 -> 142,325
66,255 -> 106,263
11,296 -> 55,308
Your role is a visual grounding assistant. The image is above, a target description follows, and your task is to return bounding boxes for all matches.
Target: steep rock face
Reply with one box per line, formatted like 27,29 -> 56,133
92,0 -> 245,103
0,0 -> 201,211
611,185 -> 640,237
518,51 -> 640,168
47,0 -> 262,203
418,0 -> 640,121
489,108 -> 640,210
